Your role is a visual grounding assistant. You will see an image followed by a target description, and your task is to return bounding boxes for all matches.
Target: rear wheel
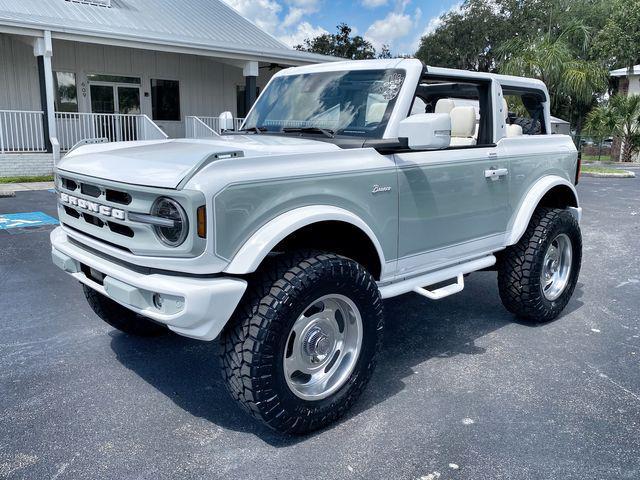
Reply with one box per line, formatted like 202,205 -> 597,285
498,207 -> 582,322
220,252 -> 384,434
83,285 -> 169,336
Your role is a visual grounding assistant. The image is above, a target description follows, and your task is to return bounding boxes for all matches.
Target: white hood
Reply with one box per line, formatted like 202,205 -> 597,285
56,135 -> 341,189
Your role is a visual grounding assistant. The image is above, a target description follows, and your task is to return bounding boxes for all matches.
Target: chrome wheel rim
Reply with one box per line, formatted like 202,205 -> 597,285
283,294 -> 363,401
541,233 -> 573,301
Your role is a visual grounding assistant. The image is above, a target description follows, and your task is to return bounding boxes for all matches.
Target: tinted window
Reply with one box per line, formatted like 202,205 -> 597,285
151,79 -> 180,121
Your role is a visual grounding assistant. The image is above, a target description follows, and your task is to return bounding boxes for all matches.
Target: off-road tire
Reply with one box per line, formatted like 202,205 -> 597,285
498,207 -> 582,322
220,251 -> 384,434
83,285 -> 169,336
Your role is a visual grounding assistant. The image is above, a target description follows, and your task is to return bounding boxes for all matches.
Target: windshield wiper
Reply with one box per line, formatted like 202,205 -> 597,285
238,126 -> 267,134
282,127 -> 335,138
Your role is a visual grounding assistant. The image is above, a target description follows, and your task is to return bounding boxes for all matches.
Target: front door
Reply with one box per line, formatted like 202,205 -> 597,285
90,84 -> 141,141
395,146 -> 511,277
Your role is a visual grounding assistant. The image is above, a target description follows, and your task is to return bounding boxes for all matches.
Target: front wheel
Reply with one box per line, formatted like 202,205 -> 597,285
220,252 -> 384,434
498,207 -> 582,322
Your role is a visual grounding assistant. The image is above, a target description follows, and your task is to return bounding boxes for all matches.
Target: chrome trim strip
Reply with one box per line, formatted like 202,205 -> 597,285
128,213 -> 176,228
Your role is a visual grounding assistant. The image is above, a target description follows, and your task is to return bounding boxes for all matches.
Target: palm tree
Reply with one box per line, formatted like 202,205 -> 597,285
498,22 -> 608,142
585,105 -> 618,161
587,95 -> 640,162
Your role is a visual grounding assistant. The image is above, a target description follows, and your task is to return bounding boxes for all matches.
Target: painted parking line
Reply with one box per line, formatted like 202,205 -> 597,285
0,212 -> 59,230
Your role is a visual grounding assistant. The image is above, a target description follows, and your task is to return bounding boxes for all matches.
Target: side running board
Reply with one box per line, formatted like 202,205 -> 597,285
378,255 -> 496,299
413,273 -> 464,300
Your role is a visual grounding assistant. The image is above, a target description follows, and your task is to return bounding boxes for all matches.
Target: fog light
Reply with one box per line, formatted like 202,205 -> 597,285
152,293 -> 164,309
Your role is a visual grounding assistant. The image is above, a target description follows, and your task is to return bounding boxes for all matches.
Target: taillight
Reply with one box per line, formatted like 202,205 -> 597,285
575,152 -> 581,185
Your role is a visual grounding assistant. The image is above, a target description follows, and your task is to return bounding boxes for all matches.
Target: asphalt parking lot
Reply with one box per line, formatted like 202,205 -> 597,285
1,176 -> 639,479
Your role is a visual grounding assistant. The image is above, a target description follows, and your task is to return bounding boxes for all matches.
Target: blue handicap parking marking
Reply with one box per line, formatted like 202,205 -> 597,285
0,212 -> 59,230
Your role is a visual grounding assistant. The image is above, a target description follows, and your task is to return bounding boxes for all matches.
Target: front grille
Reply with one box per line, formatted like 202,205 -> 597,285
56,173 -> 205,258
81,183 -> 101,198
59,175 -> 135,239
107,221 -> 134,237
106,189 -> 132,205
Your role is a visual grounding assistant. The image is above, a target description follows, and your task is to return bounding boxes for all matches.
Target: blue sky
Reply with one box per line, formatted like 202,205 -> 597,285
223,0 -> 461,55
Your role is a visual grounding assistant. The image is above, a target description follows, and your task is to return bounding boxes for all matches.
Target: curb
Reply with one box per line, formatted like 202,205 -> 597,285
581,171 -> 635,178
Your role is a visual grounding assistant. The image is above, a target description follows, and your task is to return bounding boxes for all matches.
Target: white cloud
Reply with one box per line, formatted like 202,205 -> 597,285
365,12 -> 413,50
409,2 -> 463,51
282,7 -> 304,28
361,0 -> 388,8
422,2 -> 462,37
223,0 -> 327,49
222,0 -> 282,34
279,21 -> 329,47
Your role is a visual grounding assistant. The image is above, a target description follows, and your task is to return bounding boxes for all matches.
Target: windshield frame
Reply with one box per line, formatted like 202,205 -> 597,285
241,68 -> 408,140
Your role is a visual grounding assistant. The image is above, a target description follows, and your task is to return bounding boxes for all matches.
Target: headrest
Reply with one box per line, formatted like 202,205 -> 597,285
435,98 -> 455,114
502,98 -> 509,120
450,106 -> 476,138
366,102 -> 386,123
506,124 -> 523,137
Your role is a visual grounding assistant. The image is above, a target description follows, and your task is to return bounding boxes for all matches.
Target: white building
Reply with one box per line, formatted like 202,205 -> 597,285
0,0 -> 333,176
610,65 -> 640,96
609,65 -> 640,161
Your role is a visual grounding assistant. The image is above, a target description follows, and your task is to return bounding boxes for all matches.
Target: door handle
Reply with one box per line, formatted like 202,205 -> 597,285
484,168 -> 509,181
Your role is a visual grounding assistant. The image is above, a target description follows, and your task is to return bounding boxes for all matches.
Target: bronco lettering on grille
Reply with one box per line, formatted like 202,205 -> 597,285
60,192 -> 126,220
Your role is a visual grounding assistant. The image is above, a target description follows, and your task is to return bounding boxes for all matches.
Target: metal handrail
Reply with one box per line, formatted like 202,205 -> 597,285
0,110 -> 46,154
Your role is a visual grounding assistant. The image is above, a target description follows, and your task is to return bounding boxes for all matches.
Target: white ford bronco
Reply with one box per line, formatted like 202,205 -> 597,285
51,59 -> 582,433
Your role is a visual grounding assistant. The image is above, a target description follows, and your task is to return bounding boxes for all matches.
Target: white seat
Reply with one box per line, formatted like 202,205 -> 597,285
366,102 -> 386,124
449,106 -> 477,146
506,124 -> 523,137
435,98 -> 455,114
503,98 -> 523,137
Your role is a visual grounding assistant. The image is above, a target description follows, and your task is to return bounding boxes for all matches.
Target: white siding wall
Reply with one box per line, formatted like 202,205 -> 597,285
52,39 -> 274,138
0,34 -> 276,138
0,33 -> 41,110
628,75 -> 640,96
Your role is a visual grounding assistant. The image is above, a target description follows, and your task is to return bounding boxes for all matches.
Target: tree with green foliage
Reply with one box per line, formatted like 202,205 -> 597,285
498,22 -> 608,139
378,45 -> 392,59
593,0 -> 640,71
587,95 -> 640,162
416,0 -> 610,72
584,104 -> 618,161
295,23 -> 376,60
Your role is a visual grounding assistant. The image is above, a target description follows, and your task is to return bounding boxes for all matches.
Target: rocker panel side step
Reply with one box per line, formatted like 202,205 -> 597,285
378,255 -> 496,299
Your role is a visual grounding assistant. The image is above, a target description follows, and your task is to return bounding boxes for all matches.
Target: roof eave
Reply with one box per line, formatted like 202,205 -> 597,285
0,19 -> 338,66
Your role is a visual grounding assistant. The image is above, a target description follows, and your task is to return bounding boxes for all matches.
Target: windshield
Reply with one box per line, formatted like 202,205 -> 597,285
242,69 -> 405,138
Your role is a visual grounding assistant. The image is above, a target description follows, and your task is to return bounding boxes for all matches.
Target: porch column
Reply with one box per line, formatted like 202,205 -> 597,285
243,61 -> 259,115
33,31 -> 59,160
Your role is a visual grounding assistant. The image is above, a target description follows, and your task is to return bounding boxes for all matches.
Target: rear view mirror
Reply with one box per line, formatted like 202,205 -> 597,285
398,113 -> 451,150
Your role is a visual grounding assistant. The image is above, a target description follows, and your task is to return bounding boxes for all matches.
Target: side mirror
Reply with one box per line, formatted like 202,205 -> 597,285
219,111 -> 234,131
398,113 -> 451,150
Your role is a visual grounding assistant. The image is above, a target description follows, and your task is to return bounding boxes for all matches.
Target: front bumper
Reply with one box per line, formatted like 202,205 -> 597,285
50,227 -> 247,341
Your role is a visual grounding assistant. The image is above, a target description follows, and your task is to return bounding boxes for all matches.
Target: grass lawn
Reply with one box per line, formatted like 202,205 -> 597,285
581,154 -> 613,163
582,165 -> 631,175
0,175 -> 54,184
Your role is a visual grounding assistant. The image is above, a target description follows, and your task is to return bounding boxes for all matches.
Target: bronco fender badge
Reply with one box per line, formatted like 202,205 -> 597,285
371,185 -> 392,194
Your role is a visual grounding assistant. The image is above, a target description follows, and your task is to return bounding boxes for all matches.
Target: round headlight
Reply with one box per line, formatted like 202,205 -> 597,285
151,197 -> 188,247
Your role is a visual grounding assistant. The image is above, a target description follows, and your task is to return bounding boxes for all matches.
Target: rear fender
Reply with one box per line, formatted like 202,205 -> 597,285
505,175 -> 580,246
